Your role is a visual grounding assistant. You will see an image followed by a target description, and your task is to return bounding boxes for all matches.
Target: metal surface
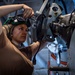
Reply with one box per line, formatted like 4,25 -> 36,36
68,29 -> 75,75
36,0 -> 48,14
3,0 -> 15,4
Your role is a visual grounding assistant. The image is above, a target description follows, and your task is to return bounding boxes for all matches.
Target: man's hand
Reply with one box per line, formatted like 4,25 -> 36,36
23,4 -> 34,18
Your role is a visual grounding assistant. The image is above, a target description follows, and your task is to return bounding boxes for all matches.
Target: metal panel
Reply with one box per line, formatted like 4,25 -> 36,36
68,29 -> 75,75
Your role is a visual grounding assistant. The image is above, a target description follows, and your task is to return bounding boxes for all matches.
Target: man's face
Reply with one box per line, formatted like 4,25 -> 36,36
12,24 -> 28,43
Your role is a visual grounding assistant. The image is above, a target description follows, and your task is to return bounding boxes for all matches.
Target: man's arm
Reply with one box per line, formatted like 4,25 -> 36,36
0,4 -> 34,35
0,20 -> 2,35
0,4 -> 34,18
29,41 -> 40,56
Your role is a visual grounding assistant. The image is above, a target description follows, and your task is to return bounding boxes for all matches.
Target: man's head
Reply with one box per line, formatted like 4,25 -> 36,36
5,16 -> 31,44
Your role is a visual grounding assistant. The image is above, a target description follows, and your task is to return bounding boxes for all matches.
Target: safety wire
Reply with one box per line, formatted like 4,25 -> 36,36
32,41 -> 41,65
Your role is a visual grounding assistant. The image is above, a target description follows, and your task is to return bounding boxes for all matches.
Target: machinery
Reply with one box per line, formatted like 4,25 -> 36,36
28,1 -> 75,75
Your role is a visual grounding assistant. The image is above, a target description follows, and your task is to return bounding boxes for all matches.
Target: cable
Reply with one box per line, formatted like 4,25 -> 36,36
60,0 -> 68,14
32,42 -> 41,65
68,8 -> 75,24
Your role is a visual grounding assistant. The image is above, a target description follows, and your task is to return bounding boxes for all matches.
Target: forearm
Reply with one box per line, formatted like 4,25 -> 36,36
0,4 -> 26,17
30,41 -> 40,56
0,4 -> 24,34
0,21 -> 2,35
